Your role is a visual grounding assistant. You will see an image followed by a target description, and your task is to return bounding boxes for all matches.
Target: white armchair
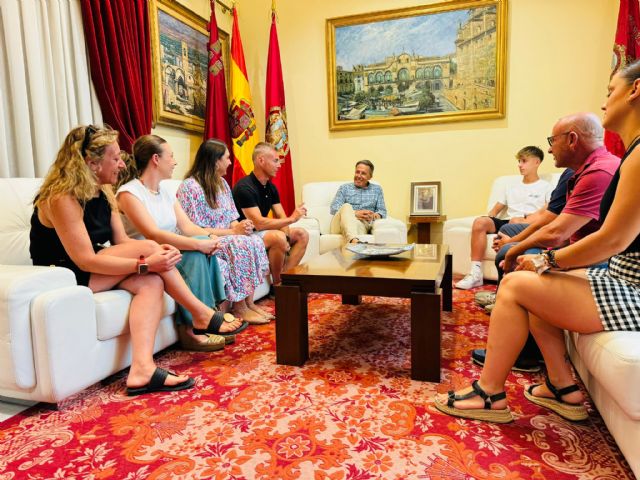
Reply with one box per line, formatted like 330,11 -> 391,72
0,178 -> 178,405
443,173 -> 561,280
292,181 -> 407,255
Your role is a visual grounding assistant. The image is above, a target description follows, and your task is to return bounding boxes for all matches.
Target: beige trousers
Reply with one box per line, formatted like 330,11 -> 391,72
330,203 -> 372,243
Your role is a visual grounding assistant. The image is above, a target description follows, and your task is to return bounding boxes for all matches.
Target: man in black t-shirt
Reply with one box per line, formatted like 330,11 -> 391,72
233,142 -> 309,285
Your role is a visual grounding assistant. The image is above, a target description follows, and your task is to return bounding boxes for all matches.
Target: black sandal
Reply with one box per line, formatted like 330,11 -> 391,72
193,311 -> 249,337
434,380 -> 513,423
126,367 -> 194,396
524,378 -> 588,421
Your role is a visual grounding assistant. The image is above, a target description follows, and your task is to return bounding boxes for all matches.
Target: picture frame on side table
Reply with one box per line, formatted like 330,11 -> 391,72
149,0 -> 229,133
411,181 -> 441,216
326,0 -> 507,131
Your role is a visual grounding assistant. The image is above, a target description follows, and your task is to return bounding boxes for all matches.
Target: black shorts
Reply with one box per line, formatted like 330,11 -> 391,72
488,217 -> 509,232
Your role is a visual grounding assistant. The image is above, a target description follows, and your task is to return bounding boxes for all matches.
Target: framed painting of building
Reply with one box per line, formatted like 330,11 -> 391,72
326,0 -> 507,131
149,0 -> 229,133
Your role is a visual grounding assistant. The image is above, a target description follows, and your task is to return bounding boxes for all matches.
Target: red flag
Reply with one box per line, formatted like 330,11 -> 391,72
605,0 -> 640,157
204,0 -> 233,184
265,3 -> 295,215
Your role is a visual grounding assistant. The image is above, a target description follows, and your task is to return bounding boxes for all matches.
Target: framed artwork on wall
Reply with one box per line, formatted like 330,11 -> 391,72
411,181 -> 441,216
149,0 -> 229,133
326,0 -> 507,131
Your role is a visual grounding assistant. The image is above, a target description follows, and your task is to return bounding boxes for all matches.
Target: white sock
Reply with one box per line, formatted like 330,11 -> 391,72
471,261 -> 482,277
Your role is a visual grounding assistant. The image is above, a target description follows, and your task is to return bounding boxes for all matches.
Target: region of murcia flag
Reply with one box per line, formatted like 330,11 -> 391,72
229,5 -> 258,184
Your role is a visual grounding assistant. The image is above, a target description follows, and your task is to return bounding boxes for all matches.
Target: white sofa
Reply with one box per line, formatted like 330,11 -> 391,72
292,181 -> 407,254
0,178 -> 270,405
443,173 -> 561,280
566,331 -> 640,477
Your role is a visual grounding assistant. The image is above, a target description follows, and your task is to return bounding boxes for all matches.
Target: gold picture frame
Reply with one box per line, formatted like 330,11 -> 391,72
410,181 -> 441,216
326,0 -> 507,131
149,0 -> 229,133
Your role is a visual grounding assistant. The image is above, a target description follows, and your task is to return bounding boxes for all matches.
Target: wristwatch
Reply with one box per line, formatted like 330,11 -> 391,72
137,255 -> 149,275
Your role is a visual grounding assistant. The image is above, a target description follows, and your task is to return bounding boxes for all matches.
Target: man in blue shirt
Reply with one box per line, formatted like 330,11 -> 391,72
329,160 -> 387,244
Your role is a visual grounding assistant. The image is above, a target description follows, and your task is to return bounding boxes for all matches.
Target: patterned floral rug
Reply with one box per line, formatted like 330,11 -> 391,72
0,288 -> 634,479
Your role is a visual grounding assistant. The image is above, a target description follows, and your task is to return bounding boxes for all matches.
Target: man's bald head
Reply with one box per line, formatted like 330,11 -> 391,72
557,112 -> 604,149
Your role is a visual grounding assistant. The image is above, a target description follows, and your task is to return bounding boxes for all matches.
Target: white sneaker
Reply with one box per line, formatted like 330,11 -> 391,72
455,273 -> 483,290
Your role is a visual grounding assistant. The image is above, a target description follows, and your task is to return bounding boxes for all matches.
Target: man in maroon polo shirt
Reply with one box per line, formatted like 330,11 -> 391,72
472,112 -> 620,371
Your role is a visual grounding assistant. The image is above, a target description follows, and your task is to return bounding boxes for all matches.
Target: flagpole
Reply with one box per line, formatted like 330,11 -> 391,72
215,0 -> 232,15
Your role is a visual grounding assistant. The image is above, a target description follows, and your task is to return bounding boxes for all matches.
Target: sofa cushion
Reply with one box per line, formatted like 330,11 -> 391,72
95,290 -> 176,341
0,178 -> 42,265
569,330 -> 640,420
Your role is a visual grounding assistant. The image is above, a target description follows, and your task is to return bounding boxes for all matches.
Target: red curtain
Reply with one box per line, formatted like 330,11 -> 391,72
80,0 -> 152,154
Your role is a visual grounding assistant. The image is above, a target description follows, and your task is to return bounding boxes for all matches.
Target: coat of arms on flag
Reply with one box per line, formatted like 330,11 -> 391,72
266,106 -> 289,161
229,99 -> 257,147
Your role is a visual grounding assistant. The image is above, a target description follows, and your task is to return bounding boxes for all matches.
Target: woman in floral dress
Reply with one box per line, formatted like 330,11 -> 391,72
177,139 -> 272,322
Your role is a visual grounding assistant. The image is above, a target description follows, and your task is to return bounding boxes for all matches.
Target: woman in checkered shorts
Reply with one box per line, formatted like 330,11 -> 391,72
434,60 -> 640,424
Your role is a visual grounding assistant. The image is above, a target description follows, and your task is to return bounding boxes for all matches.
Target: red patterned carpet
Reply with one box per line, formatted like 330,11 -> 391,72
0,289 -> 634,479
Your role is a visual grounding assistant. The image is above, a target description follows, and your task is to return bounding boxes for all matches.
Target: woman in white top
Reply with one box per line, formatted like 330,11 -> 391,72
117,135 -> 249,351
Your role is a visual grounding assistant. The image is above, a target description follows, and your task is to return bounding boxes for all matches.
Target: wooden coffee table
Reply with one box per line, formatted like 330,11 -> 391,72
275,244 -> 452,382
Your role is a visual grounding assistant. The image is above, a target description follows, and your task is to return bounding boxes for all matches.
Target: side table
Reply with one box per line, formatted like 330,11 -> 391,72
409,215 -> 447,243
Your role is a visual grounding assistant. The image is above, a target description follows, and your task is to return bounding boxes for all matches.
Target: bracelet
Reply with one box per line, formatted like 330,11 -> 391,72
543,249 -> 560,269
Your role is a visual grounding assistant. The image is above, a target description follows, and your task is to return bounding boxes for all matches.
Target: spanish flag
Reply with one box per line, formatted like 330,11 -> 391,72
229,6 -> 258,184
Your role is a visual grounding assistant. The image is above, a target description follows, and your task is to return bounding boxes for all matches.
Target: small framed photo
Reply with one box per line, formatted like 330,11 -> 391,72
411,181 -> 441,216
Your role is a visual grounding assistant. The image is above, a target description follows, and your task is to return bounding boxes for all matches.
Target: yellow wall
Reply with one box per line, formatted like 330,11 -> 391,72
172,0 -> 617,239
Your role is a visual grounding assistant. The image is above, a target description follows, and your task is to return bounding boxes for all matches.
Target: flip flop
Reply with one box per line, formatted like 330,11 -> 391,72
524,379 -> 588,421
434,380 -> 513,424
178,328 -> 225,352
192,311 -> 249,337
126,367 -> 195,396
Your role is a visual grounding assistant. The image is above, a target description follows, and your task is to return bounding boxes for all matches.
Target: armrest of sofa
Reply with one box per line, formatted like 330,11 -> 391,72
372,217 -> 408,244
290,217 -> 320,231
290,217 -> 321,262
0,265 -> 77,390
443,215 -> 477,232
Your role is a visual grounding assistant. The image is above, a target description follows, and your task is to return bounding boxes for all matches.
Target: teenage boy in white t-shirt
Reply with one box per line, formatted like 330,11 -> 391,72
455,146 -> 553,289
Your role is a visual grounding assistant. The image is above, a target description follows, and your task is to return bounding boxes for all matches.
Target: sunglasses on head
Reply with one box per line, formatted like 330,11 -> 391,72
81,125 -> 98,157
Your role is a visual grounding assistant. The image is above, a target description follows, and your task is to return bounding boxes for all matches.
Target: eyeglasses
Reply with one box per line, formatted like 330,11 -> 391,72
81,125 -> 98,157
547,131 -> 572,146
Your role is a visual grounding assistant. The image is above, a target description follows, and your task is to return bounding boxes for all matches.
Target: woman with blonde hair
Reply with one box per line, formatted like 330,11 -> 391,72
177,139 -> 271,321
29,125 -> 241,395
435,60 -> 640,423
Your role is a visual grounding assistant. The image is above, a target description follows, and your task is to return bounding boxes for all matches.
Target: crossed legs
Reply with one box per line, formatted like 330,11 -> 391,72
89,240 -> 243,389
440,269 -> 603,412
330,203 -> 369,244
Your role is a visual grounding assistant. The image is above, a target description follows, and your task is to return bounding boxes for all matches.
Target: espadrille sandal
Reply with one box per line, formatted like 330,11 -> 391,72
434,380 -> 513,424
524,378 -> 588,422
